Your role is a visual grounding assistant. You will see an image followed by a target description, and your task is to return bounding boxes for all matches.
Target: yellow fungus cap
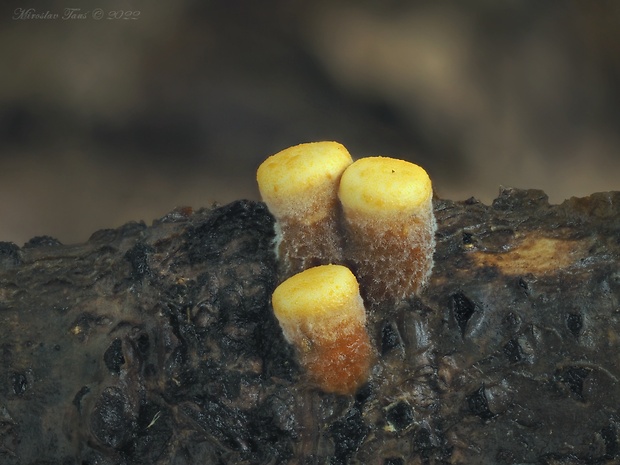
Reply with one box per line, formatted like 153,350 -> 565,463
272,264 -> 365,342
272,264 -> 361,321
338,157 -> 432,218
257,141 -> 353,221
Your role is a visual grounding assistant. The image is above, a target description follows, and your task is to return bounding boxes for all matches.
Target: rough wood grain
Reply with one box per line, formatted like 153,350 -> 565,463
1,189 -> 619,464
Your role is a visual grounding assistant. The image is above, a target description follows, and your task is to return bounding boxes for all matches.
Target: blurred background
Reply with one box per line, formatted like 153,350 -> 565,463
2,0 -> 619,245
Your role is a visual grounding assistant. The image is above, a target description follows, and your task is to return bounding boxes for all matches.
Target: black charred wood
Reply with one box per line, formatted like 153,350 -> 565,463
0,190 -> 619,464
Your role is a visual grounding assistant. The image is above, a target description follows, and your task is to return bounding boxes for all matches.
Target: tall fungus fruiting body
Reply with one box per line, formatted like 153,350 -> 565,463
271,265 -> 373,395
338,157 -> 436,306
256,141 -> 353,279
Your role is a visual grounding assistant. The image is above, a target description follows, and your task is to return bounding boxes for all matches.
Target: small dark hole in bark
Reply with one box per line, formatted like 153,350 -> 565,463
503,339 -> 522,363
451,292 -> 477,337
566,313 -> 583,337
467,385 -> 495,420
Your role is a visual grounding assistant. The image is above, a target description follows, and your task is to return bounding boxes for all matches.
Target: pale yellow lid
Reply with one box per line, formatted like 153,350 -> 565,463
257,141 -> 353,220
338,157 -> 432,217
272,264 -> 361,323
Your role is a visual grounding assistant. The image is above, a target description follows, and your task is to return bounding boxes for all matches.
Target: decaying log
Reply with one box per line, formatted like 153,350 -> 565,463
1,188 -> 619,464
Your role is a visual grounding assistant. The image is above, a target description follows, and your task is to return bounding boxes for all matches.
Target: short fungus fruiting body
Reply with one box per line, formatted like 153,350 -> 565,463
271,264 -> 373,395
338,156 -> 436,305
257,141 -> 353,278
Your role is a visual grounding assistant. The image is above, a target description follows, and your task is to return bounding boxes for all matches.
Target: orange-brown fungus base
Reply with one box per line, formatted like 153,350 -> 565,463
302,324 -> 373,395
343,221 -> 434,305
277,210 -> 345,279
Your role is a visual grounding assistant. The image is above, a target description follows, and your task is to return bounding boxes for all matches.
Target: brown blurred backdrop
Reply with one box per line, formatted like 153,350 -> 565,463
2,1 -> 620,245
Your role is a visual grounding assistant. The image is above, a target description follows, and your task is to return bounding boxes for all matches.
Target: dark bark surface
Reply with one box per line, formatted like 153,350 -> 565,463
1,189 -> 619,464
